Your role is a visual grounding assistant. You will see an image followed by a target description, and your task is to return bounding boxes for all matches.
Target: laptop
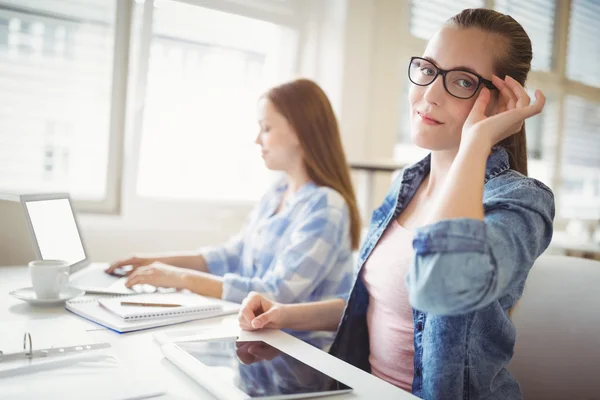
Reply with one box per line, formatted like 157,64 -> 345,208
20,193 -> 153,295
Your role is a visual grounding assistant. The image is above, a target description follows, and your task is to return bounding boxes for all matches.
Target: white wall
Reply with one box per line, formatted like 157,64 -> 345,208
79,0 -> 414,262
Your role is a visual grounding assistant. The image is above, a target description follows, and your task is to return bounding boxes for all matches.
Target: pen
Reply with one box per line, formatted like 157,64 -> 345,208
120,301 -> 182,307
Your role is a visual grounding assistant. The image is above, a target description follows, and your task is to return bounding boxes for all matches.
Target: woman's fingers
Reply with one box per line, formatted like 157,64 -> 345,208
251,307 -> 278,329
492,75 -> 516,111
504,75 -> 531,108
125,266 -> 153,287
238,292 -> 265,330
487,90 -> 546,130
106,258 -> 133,274
238,305 -> 257,330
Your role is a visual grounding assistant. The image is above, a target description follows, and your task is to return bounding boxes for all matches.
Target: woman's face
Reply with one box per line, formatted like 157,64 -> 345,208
409,26 -> 499,151
255,98 -> 303,171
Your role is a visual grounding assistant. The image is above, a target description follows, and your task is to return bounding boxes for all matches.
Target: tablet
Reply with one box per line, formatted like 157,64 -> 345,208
161,338 -> 353,400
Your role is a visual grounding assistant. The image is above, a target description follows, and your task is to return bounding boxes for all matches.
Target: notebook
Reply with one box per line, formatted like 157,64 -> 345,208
98,293 -> 224,321
66,292 -> 240,333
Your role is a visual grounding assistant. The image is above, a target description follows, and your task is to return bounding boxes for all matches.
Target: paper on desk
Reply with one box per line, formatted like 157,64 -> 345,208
0,316 -> 96,347
0,318 -> 165,399
0,317 -> 99,372
0,350 -> 165,400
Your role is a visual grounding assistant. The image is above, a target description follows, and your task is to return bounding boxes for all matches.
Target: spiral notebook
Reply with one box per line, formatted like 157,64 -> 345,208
98,293 -> 223,321
66,292 -> 240,333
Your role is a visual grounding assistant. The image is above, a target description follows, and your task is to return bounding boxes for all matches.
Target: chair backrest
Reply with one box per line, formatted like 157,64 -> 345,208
508,255 -> 600,400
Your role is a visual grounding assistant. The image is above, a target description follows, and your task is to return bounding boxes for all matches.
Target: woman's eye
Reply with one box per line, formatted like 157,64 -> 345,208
457,79 -> 474,88
421,67 -> 435,76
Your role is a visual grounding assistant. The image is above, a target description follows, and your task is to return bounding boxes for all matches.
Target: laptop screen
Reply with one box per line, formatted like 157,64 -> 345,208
25,198 -> 86,266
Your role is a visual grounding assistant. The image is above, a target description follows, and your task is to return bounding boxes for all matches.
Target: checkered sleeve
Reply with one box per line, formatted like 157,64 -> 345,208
201,231 -> 245,277
202,205 -> 260,277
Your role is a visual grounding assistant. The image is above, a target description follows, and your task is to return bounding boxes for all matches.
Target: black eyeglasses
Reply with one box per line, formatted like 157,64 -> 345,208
408,56 -> 497,100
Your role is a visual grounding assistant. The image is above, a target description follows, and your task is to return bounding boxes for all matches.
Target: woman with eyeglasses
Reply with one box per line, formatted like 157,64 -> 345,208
238,8 -> 555,399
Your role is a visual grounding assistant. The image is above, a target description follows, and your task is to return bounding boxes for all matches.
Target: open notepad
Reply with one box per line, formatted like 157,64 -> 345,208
98,293 -> 224,321
66,292 -> 240,333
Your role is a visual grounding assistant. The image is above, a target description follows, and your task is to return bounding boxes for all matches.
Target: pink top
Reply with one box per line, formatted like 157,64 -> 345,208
361,220 -> 415,391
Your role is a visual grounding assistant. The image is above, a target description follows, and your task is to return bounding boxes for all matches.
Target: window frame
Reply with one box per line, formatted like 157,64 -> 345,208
75,0 -> 132,214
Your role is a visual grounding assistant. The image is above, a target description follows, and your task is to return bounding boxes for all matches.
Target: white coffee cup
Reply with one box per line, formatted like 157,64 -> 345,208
28,260 -> 70,299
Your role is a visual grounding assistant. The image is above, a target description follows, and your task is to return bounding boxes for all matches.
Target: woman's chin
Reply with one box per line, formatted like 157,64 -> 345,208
262,159 -> 282,171
411,130 -> 457,151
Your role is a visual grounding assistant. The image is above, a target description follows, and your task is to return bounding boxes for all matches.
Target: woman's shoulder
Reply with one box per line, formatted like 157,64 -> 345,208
486,169 -> 553,196
484,169 -> 555,217
305,185 -> 348,213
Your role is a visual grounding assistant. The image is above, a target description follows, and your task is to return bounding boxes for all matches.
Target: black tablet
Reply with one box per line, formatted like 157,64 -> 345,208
161,338 -> 353,400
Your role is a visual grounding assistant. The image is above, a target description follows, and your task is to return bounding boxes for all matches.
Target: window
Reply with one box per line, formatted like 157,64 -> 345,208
526,95 -> 558,186
495,0 -> 555,71
0,0 -> 118,202
566,0 -> 600,88
410,0 -> 484,41
561,96 -> 600,170
558,96 -> 600,218
135,0 -> 296,201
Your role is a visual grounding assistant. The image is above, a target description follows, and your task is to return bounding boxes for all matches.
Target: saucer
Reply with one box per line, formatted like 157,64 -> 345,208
10,286 -> 85,306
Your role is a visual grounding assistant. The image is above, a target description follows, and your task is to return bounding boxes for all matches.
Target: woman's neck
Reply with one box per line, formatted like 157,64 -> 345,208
423,148 -> 459,197
284,163 -> 312,194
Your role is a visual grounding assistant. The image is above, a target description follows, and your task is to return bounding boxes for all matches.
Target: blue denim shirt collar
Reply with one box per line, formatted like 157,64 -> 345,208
403,146 -> 510,186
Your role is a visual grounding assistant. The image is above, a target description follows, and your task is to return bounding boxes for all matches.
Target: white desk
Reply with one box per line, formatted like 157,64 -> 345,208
0,265 -> 417,400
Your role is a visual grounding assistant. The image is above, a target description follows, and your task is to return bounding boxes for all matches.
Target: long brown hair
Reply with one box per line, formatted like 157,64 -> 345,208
447,8 -> 532,176
265,79 -> 361,249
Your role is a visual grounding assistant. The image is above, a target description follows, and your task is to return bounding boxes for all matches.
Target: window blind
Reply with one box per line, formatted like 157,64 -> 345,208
495,0 -> 555,71
0,0 -> 116,201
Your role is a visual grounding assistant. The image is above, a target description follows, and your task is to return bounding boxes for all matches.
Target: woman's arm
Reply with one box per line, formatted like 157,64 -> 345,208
144,252 -> 209,271
407,79 -> 553,315
279,299 -> 346,331
109,209 -> 255,277
238,292 -> 345,332
106,252 -> 208,274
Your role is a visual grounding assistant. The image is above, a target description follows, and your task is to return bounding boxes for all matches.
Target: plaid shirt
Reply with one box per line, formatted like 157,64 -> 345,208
202,180 -> 354,349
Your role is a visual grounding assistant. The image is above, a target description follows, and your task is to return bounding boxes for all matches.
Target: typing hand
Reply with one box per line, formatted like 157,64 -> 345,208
106,257 -> 153,276
124,262 -> 188,290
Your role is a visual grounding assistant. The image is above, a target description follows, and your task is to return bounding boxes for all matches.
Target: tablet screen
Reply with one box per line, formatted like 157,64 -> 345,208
176,339 -> 352,399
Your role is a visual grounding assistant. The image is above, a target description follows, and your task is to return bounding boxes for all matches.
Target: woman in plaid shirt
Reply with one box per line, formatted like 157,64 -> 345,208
107,79 -> 361,349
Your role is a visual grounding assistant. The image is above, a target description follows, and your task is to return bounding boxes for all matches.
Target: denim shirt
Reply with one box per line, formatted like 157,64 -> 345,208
329,148 -> 555,399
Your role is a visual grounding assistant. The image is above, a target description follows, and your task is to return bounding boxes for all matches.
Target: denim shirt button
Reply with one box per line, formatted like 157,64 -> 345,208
416,321 -> 423,331
415,367 -> 422,378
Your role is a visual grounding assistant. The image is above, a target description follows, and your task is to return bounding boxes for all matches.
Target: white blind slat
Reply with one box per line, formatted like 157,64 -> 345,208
567,0 -> 600,88
561,96 -> 600,168
495,0 -> 555,71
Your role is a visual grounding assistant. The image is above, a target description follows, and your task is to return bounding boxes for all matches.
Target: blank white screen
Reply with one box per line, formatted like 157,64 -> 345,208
25,199 -> 86,266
